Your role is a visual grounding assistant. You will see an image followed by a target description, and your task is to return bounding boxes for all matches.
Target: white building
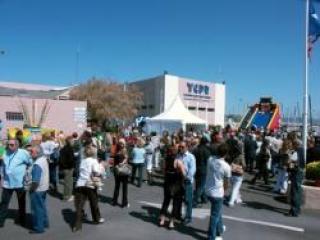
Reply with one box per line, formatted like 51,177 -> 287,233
130,74 -> 226,127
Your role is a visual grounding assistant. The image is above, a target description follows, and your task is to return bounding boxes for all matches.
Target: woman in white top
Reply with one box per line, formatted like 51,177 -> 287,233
144,136 -> 154,185
40,133 -> 59,192
73,146 -> 104,232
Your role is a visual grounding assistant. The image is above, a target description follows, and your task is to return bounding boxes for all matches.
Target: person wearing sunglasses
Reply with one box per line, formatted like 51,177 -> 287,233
0,139 -> 32,228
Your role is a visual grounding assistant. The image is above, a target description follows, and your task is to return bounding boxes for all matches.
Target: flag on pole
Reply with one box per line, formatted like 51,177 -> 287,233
308,1 -> 320,57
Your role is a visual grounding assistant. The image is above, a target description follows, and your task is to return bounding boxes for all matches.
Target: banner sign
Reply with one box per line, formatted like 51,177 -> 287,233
184,82 -> 211,100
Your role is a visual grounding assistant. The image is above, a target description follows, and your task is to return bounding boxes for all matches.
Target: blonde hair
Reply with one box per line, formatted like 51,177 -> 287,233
137,138 -> 145,148
42,133 -> 51,142
281,139 -> 292,153
118,138 -> 126,146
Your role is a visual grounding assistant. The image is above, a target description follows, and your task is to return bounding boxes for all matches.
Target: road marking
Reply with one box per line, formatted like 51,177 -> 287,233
138,201 -> 305,233
222,215 -> 304,233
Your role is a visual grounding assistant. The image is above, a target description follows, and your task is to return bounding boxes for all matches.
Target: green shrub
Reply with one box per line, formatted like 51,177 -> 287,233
306,161 -> 320,180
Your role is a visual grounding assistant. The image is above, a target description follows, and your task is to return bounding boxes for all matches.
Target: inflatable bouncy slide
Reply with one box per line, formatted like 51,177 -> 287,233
239,97 -> 281,131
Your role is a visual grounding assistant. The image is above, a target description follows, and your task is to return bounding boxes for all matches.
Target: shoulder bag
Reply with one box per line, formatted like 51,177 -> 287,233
115,163 -> 132,176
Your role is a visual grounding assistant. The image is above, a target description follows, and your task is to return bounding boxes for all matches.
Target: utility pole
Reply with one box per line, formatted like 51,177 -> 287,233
73,45 -> 80,86
309,94 -> 313,132
0,50 -> 5,80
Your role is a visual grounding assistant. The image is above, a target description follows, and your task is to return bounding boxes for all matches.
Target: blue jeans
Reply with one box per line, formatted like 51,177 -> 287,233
274,168 -> 288,193
208,197 -> 224,240
131,163 -> 144,187
184,180 -> 193,221
30,191 -> 49,233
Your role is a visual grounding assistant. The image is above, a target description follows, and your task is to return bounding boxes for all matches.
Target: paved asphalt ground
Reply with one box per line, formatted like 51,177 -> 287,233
0,172 -> 319,240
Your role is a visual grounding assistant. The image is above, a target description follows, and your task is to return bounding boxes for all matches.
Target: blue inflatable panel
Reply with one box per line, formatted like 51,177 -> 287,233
251,112 -> 272,129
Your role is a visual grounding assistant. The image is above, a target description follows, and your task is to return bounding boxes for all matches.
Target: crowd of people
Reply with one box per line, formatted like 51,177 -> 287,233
0,123 -> 319,239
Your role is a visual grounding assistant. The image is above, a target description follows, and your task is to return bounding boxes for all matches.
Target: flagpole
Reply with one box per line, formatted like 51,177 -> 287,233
303,0 -> 310,164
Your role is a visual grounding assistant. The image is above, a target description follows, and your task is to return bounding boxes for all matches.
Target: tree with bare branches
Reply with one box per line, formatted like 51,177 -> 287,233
69,78 -> 143,124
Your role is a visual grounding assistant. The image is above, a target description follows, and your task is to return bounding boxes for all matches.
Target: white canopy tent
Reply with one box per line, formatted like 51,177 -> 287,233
144,96 -> 207,134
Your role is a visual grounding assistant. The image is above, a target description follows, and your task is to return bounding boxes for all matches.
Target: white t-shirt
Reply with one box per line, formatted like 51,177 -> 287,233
76,157 -> 101,187
205,156 -> 231,198
265,136 -> 282,154
40,140 -> 59,156
290,151 -> 298,162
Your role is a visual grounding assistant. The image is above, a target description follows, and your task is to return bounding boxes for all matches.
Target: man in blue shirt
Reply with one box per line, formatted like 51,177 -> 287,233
178,142 -> 196,224
0,139 -> 32,227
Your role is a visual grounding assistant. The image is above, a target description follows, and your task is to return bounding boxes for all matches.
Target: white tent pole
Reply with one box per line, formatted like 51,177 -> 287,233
303,0 -> 310,163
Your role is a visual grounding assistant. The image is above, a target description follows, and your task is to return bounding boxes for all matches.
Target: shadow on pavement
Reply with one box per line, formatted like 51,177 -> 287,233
147,181 -> 163,188
274,195 -> 289,204
247,185 -> 274,192
62,208 -> 75,230
48,189 -> 64,200
98,194 -> 113,205
241,189 -> 275,198
244,201 -> 288,214
4,209 -> 33,230
129,205 -> 207,240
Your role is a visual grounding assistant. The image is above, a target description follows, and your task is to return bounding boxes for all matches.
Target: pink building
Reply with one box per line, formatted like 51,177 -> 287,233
0,81 -> 87,139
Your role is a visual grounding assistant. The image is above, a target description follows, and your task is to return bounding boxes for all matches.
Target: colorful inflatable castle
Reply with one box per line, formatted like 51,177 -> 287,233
239,97 -> 281,131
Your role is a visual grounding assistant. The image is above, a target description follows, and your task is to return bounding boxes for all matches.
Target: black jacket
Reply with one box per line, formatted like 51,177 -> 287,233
307,145 -> 320,164
244,135 -> 257,159
59,144 -> 76,170
193,144 -> 211,176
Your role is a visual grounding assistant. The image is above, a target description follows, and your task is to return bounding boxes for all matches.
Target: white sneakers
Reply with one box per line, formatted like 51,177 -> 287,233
223,225 -> 226,233
215,226 -> 226,240
227,202 -> 235,207
66,196 -> 74,202
228,199 -> 243,207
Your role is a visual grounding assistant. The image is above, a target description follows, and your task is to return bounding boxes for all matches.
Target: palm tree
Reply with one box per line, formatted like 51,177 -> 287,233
18,99 -> 50,128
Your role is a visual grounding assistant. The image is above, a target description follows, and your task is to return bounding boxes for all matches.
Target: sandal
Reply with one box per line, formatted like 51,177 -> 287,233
168,221 -> 175,229
159,216 -> 165,226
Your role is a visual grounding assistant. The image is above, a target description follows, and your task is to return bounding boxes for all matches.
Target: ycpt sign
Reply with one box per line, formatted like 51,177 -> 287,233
187,83 -> 209,95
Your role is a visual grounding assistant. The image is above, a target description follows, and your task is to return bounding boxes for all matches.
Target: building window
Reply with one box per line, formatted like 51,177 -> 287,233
188,106 -> 196,110
207,108 -> 215,112
58,95 -> 69,100
6,112 -> 24,121
149,104 -> 154,109
198,107 -> 206,111
141,105 -> 147,110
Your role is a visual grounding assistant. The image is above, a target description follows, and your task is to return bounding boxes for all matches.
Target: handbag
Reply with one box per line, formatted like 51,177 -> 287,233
115,163 -> 132,176
85,176 -> 104,189
231,163 -> 244,175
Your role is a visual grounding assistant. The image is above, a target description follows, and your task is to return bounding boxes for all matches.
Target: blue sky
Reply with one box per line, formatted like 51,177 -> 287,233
0,0 -> 319,118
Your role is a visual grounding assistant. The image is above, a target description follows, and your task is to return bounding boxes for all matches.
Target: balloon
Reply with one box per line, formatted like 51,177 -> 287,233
8,128 -> 17,139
